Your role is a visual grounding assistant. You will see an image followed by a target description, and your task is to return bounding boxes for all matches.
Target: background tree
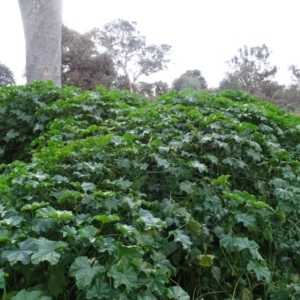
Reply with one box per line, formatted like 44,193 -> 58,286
288,65 -> 300,86
62,25 -> 116,90
0,62 -> 15,87
136,80 -> 169,100
91,19 -> 171,93
219,44 -> 278,98
172,69 -> 207,91
18,0 -> 62,87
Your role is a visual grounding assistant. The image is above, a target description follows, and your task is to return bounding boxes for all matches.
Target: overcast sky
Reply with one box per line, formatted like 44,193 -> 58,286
0,0 -> 299,88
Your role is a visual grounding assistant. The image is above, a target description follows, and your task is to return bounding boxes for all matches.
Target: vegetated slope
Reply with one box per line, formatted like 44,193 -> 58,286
1,83 -> 300,299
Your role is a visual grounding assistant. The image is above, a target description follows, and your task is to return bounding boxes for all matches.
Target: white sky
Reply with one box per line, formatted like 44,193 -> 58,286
0,0 -> 299,88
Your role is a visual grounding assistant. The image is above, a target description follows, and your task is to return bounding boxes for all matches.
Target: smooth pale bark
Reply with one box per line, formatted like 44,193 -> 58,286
18,0 -> 62,87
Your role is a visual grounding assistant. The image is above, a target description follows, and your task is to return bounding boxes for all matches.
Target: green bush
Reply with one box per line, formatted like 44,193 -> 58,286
1,83 -> 300,299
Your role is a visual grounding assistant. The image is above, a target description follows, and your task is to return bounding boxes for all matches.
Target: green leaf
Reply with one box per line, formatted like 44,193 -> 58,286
93,214 -> 120,224
21,201 -> 49,211
274,188 -> 293,200
275,208 -> 286,222
69,256 -> 105,289
171,230 -> 192,249
4,129 -> 20,142
78,225 -> 99,243
138,272 -> 168,295
247,261 -> 270,282
197,254 -> 215,267
151,252 -> 175,275
12,289 -> 51,300
212,174 -> 230,186
48,265 -> 65,297
111,135 -> 123,145
0,215 -> 23,227
137,292 -> 157,300
94,236 -> 116,255
155,155 -> 170,169
191,161 -> 208,173
86,279 -> 110,299
235,213 -> 256,228
167,286 -> 190,300
138,209 -> 166,230
219,234 -> 235,252
211,266 -> 221,283
205,154 -> 219,164
187,220 -> 201,236
114,178 -> 132,190
2,238 -> 37,265
0,269 -> 8,289
82,182 -> 96,192
179,180 -> 194,194
31,238 -> 67,265
115,242 -> 144,266
108,265 -> 138,290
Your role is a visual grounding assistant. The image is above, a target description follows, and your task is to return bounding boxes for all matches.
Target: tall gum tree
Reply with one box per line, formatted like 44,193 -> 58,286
18,0 -> 62,87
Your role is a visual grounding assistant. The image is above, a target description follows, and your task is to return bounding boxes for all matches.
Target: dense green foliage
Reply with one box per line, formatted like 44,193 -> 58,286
1,82 -> 300,299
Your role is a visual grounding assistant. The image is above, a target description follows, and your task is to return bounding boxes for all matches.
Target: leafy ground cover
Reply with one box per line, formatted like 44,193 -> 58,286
1,82 -> 300,299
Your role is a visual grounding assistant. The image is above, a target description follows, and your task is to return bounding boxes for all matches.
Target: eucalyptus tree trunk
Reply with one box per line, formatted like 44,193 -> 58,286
18,0 -> 62,87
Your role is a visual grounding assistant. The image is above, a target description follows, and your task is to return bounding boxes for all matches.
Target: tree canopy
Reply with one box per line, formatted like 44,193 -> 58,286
172,69 -> 207,91
61,25 -> 116,90
0,62 -> 15,87
219,44 -> 278,98
90,19 -> 171,93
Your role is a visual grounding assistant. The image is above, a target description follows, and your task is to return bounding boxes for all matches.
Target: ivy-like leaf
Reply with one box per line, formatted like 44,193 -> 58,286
108,265 -> 138,290
197,254 -> 215,267
235,213 -> 256,228
86,279 -> 110,299
247,261 -> 270,282
69,256 -> 105,289
82,182 -> 96,192
138,272 -> 168,295
151,252 -> 176,275
0,215 -> 23,227
191,161 -> 208,173
2,238 -> 37,265
138,209 -> 166,230
274,188 -> 293,200
4,129 -> 20,142
11,289 -> 51,300
171,230 -> 192,249
31,238 -> 67,265
167,286 -> 190,300
179,181 -> 194,194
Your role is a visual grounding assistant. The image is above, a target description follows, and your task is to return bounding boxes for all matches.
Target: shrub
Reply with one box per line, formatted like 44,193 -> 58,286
1,84 -> 300,299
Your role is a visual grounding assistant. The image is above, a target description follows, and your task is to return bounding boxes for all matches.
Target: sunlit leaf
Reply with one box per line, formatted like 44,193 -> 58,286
197,254 -> 215,267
